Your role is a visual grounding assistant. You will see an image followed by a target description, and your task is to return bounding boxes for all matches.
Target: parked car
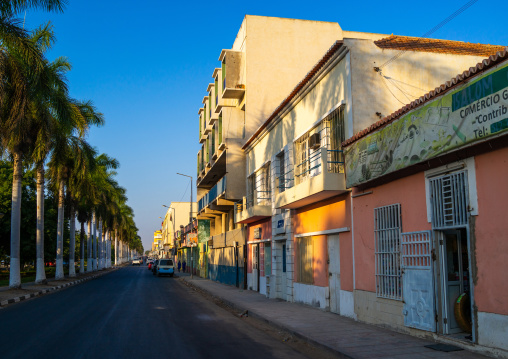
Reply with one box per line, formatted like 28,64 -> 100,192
132,258 -> 142,266
152,259 -> 159,275
155,259 -> 174,277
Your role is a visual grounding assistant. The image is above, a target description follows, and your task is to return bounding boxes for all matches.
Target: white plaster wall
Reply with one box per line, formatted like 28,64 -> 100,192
260,276 -> 267,296
247,272 -> 253,291
478,311 -> 508,352
340,290 -> 357,319
247,59 -> 348,174
294,282 -> 328,309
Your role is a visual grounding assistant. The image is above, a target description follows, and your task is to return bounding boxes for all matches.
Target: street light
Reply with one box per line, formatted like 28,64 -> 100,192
177,172 -> 194,279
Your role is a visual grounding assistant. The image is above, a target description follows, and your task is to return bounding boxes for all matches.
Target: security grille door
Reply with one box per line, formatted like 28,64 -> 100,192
401,231 -> 436,332
429,171 -> 468,229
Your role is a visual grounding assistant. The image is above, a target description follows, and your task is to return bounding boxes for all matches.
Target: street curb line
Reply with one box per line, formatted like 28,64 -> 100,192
181,278 -> 352,359
0,267 -> 119,307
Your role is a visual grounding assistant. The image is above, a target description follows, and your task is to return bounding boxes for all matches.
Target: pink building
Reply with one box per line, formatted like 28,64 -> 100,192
343,49 -> 508,355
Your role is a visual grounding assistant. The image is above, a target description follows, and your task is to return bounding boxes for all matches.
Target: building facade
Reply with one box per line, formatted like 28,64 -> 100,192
239,32 -> 500,314
343,49 -> 508,355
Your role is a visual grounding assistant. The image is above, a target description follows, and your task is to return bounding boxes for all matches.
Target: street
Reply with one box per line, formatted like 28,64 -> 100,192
0,266 -> 323,359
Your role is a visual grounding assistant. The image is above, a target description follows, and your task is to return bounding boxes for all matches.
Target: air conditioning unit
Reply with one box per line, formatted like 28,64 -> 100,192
309,133 -> 321,150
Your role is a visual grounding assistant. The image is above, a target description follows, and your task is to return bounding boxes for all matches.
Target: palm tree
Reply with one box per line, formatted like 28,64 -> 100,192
29,25 -> 73,283
0,23 -> 71,288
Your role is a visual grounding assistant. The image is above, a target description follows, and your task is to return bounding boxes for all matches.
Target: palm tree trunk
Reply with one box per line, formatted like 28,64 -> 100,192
55,180 -> 65,280
114,229 -> 118,266
35,164 -> 47,284
80,221 -> 85,273
87,221 -> 92,272
9,151 -> 23,288
92,211 -> 97,271
98,219 -> 103,270
69,204 -> 76,277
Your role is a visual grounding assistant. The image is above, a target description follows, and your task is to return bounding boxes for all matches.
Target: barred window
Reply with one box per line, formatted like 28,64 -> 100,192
297,237 -> 313,284
374,204 -> 402,300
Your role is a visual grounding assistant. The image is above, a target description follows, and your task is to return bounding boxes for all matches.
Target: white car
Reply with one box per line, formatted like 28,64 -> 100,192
132,258 -> 142,266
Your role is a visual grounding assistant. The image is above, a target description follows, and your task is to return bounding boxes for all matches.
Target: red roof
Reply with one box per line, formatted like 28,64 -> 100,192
342,47 -> 508,147
374,35 -> 505,56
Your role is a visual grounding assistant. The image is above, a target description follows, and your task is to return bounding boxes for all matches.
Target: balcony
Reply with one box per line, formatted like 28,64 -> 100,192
219,50 -> 245,100
198,175 -> 227,212
275,147 -> 347,209
210,227 -> 246,249
197,148 -> 226,189
235,192 -> 272,224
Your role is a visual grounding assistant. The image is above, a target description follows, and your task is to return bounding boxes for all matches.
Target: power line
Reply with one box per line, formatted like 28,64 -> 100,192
379,0 -> 479,70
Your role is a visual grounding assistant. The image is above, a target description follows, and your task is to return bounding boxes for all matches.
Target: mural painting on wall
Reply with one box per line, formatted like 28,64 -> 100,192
345,62 -> 508,187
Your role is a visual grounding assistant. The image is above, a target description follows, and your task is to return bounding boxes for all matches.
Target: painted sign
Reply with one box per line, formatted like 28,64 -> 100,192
186,233 -> 198,247
345,62 -> 508,187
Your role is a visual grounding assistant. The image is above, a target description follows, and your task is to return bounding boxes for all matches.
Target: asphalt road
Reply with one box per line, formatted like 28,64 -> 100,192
0,266 -> 312,359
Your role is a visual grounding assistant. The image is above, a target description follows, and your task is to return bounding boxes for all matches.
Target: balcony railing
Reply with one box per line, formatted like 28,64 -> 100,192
274,147 -> 347,209
246,190 -> 271,209
295,148 -> 344,185
198,175 -> 227,212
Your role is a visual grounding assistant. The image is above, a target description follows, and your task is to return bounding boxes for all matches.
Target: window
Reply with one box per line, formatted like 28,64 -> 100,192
247,163 -> 271,208
276,151 -> 286,193
293,104 -> 346,184
211,126 -> 216,157
218,116 -> 223,144
326,105 -> 345,173
209,92 -> 212,120
215,77 -> 219,106
297,236 -> 313,284
429,171 -> 468,229
374,203 -> 402,300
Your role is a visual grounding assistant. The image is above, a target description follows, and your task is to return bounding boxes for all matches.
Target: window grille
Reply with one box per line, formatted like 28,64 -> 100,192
247,163 -> 271,208
429,171 -> 468,229
401,231 -> 431,269
298,237 -> 313,284
326,105 -> 345,173
375,204 -> 402,300
293,105 -> 346,184
277,151 -> 286,193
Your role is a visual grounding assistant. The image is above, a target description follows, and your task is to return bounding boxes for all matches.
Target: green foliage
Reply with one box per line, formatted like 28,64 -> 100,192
0,158 -> 69,265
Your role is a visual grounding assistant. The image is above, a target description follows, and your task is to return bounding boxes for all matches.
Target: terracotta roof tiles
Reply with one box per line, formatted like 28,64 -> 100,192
374,35 -> 505,57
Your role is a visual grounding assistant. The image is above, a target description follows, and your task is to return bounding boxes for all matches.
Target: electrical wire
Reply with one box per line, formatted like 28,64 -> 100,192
381,75 -> 407,105
379,0 -> 479,70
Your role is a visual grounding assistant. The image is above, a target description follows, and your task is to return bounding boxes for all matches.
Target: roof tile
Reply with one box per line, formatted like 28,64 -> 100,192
374,35 -> 505,56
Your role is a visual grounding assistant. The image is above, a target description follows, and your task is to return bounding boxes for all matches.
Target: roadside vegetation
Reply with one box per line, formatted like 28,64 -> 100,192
0,0 -> 143,288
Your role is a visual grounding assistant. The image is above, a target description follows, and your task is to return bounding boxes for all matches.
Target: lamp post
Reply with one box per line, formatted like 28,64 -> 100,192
176,173 -> 194,278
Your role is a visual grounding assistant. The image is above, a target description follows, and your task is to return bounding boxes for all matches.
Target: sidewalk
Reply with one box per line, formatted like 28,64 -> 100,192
179,274 -> 491,359
0,266 -> 118,307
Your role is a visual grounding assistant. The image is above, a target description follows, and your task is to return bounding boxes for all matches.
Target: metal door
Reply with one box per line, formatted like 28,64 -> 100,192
252,244 -> 259,292
402,231 -> 436,332
281,243 -> 287,300
327,234 -> 340,314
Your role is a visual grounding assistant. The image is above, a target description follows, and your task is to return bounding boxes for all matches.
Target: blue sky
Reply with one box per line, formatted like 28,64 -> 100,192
23,0 -> 508,251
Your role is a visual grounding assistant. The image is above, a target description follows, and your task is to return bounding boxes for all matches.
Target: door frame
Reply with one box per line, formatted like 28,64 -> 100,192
435,226 -> 475,341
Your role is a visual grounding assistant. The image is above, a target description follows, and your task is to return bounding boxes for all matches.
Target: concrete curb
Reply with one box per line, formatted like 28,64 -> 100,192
0,267 -> 119,307
181,278 -> 352,359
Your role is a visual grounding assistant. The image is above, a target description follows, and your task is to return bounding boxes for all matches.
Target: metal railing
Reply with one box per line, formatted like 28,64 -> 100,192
294,148 -> 345,184
246,190 -> 271,209
198,175 -> 227,212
